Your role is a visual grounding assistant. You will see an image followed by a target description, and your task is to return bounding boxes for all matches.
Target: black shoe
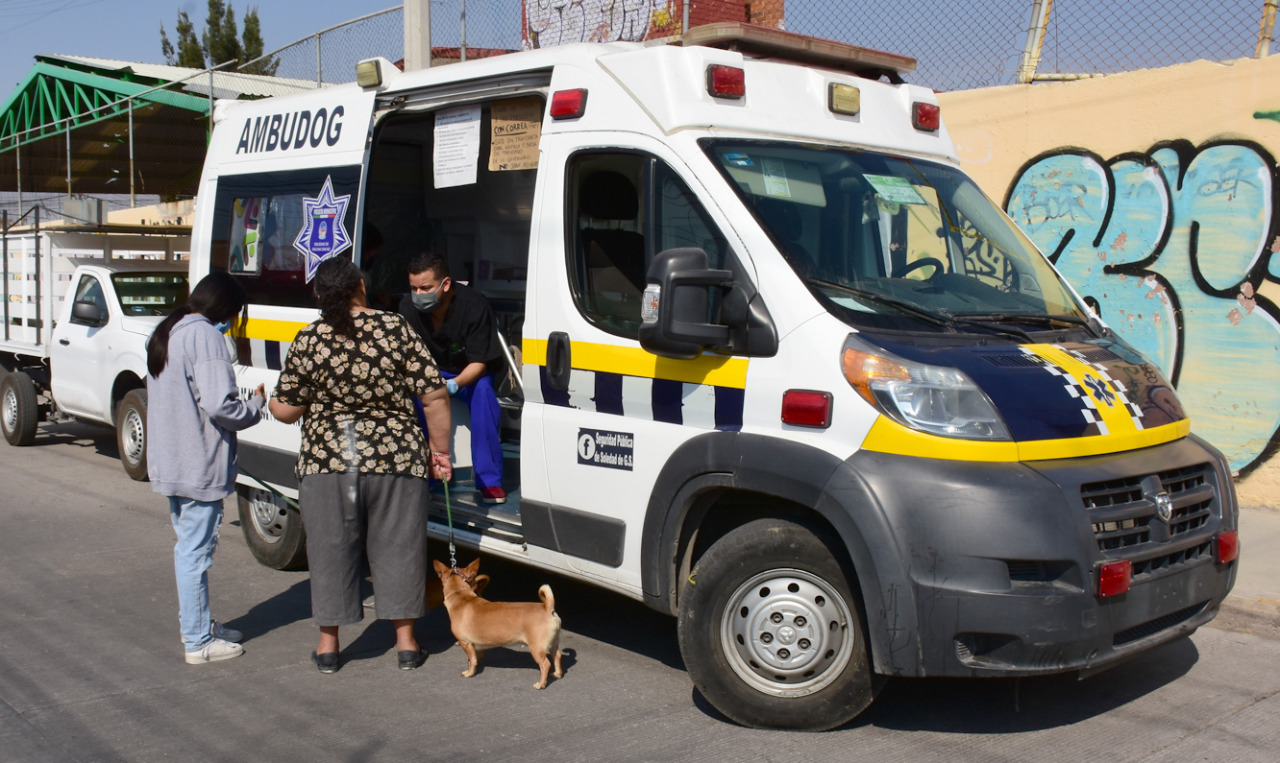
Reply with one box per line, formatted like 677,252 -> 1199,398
311,651 -> 340,674
397,648 -> 426,670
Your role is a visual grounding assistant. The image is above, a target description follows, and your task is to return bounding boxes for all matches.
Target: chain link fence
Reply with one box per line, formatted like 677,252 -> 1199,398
239,6 -> 405,87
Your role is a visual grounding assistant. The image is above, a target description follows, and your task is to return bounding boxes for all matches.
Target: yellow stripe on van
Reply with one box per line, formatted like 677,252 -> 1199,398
862,416 -> 1191,462
1022,343 -> 1140,436
524,339 -> 749,388
235,317 -> 309,343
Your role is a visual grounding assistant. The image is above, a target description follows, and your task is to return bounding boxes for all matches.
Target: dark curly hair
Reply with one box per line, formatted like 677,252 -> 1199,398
313,257 -> 363,338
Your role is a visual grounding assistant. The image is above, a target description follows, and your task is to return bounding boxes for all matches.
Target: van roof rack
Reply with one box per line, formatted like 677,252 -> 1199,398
678,22 -> 915,83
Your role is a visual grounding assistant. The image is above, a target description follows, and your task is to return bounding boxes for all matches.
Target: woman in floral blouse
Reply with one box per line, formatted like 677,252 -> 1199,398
269,257 -> 453,674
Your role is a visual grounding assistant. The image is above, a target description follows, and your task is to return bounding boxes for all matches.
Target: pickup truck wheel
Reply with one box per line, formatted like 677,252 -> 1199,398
115,389 -> 149,481
1,371 -> 39,446
677,517 -> 878,731
236,484 -> 308,570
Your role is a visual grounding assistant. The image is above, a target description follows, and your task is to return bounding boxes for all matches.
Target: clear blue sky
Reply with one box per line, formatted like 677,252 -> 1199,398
0,0 -> 397,91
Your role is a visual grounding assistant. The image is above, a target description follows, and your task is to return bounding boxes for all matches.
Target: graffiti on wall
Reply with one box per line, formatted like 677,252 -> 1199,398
1004,139 -> 1280,472
524,0 -> 679,48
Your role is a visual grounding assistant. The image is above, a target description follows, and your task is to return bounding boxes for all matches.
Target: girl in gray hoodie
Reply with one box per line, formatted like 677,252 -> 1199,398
146,272 -> 265,664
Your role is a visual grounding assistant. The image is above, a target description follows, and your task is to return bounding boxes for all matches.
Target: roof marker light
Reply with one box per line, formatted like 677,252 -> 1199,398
1096,560 -> 1132,598
707,64 -> 745,99
781,390 -> 832,428
829,83 -> 860,116
912,101 -> 940,132
550,89 -> 588,120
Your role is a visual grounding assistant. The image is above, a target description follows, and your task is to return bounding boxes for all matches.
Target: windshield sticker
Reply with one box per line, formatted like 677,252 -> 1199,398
293,175 -> 352,282
724,152 -> 754,167
865,174 -> 928,205
762,158 -> 792,198
577,428 -> 634,471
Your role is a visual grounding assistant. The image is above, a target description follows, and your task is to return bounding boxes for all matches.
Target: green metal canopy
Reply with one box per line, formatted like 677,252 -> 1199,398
0,55 -> 314,200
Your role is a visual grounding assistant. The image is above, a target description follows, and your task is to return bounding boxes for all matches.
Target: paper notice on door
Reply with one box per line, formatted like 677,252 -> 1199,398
433,105 -> 481,188
762,158 -> 792,198
488,97 -> 542,172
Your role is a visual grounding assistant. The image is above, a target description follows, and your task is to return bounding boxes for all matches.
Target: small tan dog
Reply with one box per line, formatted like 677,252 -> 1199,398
427,567 -> 489,611
433,558 -> 564,689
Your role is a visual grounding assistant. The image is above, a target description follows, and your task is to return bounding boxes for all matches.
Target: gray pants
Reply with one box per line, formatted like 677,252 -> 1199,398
299,472 -> 428,626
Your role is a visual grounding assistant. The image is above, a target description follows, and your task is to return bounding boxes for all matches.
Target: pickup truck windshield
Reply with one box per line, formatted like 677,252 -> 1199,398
703,140 -> 1089,333
111,272 -> 189,316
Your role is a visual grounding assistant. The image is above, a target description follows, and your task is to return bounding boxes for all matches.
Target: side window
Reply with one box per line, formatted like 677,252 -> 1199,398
69,275 -> 106,326
568,152 -> 729,337
210,166 -> 362,308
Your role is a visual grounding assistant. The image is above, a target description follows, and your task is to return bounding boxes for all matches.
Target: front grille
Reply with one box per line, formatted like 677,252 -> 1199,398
1113,602 -> 1206,646
1083,463 -> 1217,568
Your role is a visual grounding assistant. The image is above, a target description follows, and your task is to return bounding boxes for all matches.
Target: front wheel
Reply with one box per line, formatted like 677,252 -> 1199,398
115,389 -> 149,481
1,371 -> 40,446
677,517 -> 879,730
236,484 -> 308,570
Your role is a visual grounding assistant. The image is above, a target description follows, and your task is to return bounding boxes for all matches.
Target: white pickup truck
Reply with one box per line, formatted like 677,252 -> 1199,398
1,224 -> 189,479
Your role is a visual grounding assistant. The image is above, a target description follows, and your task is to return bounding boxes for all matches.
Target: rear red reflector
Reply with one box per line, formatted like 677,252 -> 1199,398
912,101 -> 940,131
1216,530 -> 1239,564
707,65 -> 745,99
781,390 -> 832,428
550,88 -> 587,120
1097,560 -> 1132,598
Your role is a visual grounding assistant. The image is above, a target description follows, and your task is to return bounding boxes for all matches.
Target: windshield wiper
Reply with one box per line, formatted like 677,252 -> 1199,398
811,280 -> 957,330
956,312 -> 1099,338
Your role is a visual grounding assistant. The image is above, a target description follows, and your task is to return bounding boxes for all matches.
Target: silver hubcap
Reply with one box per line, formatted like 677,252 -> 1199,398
247,488 -> 287,544
720,568 -> 854,697
121,406 -> 145,465
2,387 -> 15,433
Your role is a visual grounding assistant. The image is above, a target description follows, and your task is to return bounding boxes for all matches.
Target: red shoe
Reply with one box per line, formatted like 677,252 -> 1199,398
480,486 -> 506,505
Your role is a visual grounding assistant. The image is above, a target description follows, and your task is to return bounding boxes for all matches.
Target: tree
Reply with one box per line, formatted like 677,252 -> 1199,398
160,11 -> 206,69
159,2 -> 278,74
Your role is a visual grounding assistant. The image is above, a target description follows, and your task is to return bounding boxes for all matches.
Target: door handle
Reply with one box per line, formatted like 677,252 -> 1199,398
58,338 -> 70,345
547,331 -> 571,391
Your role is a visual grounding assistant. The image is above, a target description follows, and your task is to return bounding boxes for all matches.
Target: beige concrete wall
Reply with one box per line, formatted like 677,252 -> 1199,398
940,56 -> 1280,506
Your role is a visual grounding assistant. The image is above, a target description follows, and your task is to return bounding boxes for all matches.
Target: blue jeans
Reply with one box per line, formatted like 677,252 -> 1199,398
168,496 -> 223,651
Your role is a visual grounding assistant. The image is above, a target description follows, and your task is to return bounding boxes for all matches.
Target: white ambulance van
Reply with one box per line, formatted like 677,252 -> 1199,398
187,23 -> 1238,729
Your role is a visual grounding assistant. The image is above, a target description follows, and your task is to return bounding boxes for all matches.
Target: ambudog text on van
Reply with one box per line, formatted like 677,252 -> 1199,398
187,24 -> 1239,730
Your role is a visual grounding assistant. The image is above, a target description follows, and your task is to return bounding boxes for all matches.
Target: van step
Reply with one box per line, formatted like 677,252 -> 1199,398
428,483 -> 523,543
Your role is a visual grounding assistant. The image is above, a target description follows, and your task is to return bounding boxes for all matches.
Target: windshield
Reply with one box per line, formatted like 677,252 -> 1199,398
111,272 -> 189,316
703,140 -> 1088,333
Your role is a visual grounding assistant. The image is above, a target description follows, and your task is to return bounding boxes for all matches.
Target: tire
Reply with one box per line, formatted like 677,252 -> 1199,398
677,517 -> 879,730
1,371 -> 40,446
115,389 -> 149,481
237,484 -> 308,570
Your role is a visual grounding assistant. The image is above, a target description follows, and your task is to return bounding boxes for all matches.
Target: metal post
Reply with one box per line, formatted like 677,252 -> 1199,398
316,31 -> 323,87
2,209 -> 8,343
683,0 -> 690,34
15,143 -> 21,213
1018,0 -> 1054,84
65,121 -> 72,198
404,0 -> 432,71
461,0 -> 468,62
1259,0 -> 1278,57
208,68 -> 215,141
128,101 -> 136,207
33,206 -> 41,345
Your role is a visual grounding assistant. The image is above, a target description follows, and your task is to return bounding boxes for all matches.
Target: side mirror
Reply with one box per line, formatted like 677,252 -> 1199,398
71,300 -> 106,326
639,248 -> 733,359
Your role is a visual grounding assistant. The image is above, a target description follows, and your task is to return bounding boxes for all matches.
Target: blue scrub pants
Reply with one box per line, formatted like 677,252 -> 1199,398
418,370 -> 503,490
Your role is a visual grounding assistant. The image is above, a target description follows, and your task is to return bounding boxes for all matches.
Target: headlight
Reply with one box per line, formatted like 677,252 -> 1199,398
841,335 -> 1010,440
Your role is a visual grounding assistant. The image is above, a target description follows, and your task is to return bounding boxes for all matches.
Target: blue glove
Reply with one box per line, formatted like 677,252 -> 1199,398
446,378 -> 459,396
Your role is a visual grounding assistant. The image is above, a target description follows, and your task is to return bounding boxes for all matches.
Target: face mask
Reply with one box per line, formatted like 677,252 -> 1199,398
213,319 -> 233,335
411,283 -> 442,313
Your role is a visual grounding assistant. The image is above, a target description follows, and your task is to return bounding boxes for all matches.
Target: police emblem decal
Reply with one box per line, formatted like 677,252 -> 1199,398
293,175 -> 352,281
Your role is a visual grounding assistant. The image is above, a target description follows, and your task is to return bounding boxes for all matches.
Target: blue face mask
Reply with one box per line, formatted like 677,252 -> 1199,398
213,319 -> 233,335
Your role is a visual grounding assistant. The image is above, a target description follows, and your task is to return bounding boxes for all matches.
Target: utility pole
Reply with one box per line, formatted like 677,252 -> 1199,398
404,0 -> 432,71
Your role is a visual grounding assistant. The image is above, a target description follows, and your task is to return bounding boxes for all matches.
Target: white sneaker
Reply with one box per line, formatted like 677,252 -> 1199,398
211,620 -> 243,643
185,638 -> 244,664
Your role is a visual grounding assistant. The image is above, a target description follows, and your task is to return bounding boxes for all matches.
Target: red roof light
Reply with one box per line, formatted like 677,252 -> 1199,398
550,89 -> 588,120
706,64 -> 745,99
912,101 -> 940,132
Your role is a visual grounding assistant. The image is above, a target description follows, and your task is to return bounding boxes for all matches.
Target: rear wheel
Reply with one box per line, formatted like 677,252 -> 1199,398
677,517 -> 879,730
115,389 -> 149,481
1,371 -> 39,446
237,484 -> 308,570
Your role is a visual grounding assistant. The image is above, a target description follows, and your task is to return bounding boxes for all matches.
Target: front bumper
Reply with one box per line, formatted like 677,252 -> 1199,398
844,434 -> 1238,677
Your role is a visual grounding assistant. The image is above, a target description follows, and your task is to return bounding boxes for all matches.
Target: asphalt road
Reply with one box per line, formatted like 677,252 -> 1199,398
2,421 -> 1278,762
